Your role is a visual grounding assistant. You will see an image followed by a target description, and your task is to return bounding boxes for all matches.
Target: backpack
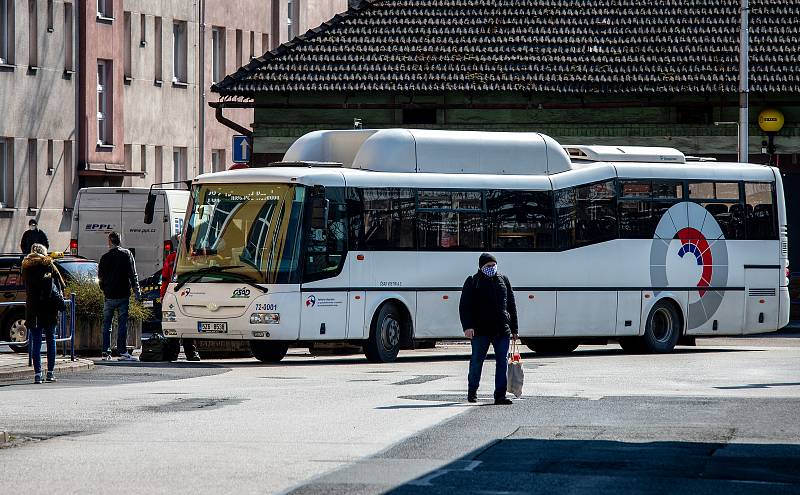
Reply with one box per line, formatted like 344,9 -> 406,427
39,270 -> 66,312
139,333 -> 171,362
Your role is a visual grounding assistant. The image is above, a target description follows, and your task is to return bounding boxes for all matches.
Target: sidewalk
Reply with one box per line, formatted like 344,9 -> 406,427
0,351 -> 94,382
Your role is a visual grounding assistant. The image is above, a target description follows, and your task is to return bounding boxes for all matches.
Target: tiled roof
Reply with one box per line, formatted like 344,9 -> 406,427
213,0 -> 800,96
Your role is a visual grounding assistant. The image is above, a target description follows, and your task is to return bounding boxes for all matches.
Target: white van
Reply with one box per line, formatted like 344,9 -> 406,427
70,187 -> 190,277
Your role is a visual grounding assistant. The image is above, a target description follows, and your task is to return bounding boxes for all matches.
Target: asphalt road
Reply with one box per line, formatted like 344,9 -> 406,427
1,334 -> 799,494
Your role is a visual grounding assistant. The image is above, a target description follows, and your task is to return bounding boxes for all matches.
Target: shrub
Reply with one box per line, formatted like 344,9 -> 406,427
64,278 -> 152,322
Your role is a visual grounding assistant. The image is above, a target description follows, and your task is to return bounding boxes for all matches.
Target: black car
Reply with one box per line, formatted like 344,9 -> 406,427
0,253 -> 99,352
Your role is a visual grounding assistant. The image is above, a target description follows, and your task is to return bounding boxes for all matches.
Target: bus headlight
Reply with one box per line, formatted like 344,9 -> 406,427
162,310 -> 177,322
250,312 -> 280,324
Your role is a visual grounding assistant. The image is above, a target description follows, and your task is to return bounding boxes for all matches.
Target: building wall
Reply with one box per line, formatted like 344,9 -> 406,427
0,0 -> 77,252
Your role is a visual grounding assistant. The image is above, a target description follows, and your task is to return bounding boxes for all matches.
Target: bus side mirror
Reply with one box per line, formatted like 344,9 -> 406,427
311,197 -> 329,230
144,193 -> 156,224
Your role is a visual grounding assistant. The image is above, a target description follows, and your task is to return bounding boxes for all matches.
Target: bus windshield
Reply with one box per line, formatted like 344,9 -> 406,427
176,183 -> 305,284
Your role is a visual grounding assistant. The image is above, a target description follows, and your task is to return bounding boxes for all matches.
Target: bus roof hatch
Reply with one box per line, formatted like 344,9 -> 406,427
563,145 -> 686,164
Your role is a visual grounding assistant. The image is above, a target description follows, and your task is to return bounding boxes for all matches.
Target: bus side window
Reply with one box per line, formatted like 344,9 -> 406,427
745,182 -> 777,240
575,180 -> 616,246
554,187 -> 576,249
486,190 -> 554,250
689,181 -> 745,240
362,188 -> 415,250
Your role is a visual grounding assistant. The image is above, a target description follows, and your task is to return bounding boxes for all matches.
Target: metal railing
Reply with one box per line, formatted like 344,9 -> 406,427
0,294 -> 76,361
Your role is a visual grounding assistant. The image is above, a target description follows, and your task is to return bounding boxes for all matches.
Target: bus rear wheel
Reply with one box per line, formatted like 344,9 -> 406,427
250,341 -> 289,363
522,338 -> 580,355
364,302 -> 403,363
640,300 -> 681,353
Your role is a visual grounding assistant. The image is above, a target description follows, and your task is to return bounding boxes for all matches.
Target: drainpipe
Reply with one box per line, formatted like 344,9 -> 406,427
198,0 -> 206,174
212,102 -> 253,164
738,0 -> 749,163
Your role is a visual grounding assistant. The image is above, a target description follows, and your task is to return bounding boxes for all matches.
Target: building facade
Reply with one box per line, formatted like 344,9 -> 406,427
0,0 -> 347,252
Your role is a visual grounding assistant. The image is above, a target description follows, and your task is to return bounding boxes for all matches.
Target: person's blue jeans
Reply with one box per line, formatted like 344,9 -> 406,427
102,298 -> 129,354
468,334 -> 510,399
30,325 -> 57,374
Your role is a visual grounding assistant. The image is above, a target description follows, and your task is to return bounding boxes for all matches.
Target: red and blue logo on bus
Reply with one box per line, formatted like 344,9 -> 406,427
650,202 -> 729,329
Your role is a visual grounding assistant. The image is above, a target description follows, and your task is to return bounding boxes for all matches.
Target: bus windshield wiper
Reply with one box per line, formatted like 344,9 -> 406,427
173,265 -> 244,292
221,272 -> 268,293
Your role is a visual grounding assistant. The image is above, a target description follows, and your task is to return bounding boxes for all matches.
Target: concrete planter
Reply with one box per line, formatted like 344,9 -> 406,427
74,318 -> 142,354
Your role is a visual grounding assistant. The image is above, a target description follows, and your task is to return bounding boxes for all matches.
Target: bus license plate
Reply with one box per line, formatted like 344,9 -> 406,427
198,322 -> 228,334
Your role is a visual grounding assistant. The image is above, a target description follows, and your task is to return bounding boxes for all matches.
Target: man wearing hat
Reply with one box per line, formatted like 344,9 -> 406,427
20,219 -> 50,255
459,252 -> 518,405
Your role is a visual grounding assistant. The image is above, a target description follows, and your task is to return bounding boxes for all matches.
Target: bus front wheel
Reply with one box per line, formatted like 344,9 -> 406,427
364,303 -> 403,363
522,338 -> 580,355
250,341 -> 289,363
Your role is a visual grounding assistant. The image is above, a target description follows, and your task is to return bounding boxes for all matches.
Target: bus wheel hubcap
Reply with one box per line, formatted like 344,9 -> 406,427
382,317 -> 400,351
9,320 -> 27,343
652,308 -> 674,343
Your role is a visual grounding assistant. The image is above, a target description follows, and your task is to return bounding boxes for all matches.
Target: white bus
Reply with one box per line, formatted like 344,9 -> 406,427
162,129 -> 789,363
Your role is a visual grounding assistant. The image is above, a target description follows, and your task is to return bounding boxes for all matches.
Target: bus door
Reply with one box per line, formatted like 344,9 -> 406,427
744,267 -> 780,333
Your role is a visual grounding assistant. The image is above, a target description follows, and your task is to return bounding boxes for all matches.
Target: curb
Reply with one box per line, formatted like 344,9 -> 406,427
0,358 -> 95,382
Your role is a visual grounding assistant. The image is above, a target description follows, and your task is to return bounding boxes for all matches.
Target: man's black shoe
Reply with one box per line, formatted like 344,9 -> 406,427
467,392 -> 478,403
494,397 -> 513,405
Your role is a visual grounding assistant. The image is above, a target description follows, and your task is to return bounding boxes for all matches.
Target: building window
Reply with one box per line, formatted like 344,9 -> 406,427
97,60 -> 111,145
46,0 -> 53,32
123,12 -> 131,79
64,2 -> 73,71
140,144 -> 147,175
139,13 -> 146,45
172,20 -> 187,83
97,0 -> 111,19
262,33 -> 269,52
173,148 -> 186,181
124,144 -> 132,170
235,29 -> 243,68
249,31 -> 255,59
287,0 -> 295,39
155,145 -> 163,183
28,0 -> 37,68
63,140 -> 73,207
28,139 -> 37,209
0,138 -> 9,207
0,0 -> 13,65
211,149 -> 225,172
211,26 -> 225,83
46,139 -> 53,175
154,16 -> 162,81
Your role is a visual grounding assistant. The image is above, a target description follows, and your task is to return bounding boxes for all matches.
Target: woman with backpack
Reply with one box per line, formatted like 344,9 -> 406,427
21,243 -> 65,384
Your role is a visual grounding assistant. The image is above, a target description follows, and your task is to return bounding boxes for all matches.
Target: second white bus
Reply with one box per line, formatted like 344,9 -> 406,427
162,129 -> 789,363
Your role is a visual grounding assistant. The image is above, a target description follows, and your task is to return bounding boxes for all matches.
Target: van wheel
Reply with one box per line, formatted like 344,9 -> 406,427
641,300 -> 681,353
250,341 -> 289,363
3,313 -> 29,353
522,338 -> 580,355
364,303 -> 402,363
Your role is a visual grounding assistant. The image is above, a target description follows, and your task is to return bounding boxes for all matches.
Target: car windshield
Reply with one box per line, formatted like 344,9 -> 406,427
176,183 -> 305,284
57,260 -> 99,282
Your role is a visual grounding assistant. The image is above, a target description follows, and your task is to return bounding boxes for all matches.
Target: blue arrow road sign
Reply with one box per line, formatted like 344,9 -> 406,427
232,135 -> 251,163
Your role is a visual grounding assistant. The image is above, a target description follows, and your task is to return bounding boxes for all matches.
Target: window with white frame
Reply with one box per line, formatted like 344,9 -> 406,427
0,138 -> 8,207
172,20 -> 187,83
173,147 -> 186,181
211,149 -> 225,172
97,0 -> 110,19
0,0 -> 10,65
97,60 -> 111,144
211,26 -> 225,84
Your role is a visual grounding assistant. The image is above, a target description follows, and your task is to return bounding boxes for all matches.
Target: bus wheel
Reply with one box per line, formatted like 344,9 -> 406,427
364,303 -> 402,363
522,338 -> 579,355
641,300 -> 681,353
250,341 -> 289,363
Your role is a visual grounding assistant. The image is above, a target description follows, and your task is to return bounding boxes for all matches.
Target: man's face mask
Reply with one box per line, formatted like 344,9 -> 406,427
481,264 -> 498,277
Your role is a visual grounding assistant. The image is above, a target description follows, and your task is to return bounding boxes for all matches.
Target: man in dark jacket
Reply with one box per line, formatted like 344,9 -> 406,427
98,231 -> 141,361
20,219 -> 49,255
459,253 -> 518,405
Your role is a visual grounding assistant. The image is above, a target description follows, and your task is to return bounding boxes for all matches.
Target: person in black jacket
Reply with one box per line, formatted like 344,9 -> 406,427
20,219 -> 49,255
22,243 -> 65,383
459,253 -> 518,405
98,231 -> 141,361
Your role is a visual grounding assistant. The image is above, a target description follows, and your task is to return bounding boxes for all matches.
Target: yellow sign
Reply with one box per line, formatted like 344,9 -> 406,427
758,108 -> 785,133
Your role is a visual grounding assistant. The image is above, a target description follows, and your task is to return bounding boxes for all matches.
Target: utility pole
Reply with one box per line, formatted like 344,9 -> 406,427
738,0 -> 749,163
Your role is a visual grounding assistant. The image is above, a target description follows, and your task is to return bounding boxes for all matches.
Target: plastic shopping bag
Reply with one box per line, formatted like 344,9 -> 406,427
506,338 -> 524,398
